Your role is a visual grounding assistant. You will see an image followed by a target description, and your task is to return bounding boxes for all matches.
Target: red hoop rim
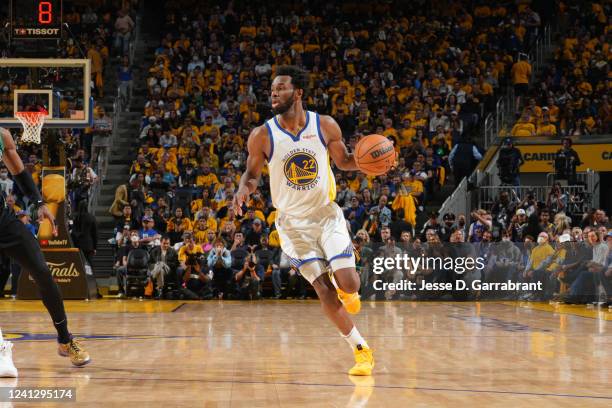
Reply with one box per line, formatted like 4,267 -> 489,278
15,110 -> 48,124
15,109 -> 48,117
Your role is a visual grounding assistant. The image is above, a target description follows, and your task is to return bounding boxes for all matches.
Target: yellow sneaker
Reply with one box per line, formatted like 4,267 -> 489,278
348,345 -> 374,376
337,288 -> 361,314
58,338 -> 90,367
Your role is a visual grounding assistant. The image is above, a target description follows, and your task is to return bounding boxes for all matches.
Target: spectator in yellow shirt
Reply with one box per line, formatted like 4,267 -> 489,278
401,172 -> 424,205
399,119 -> 416,148
349,172 -> 371,193
511,54 -> 532,108
200,115 -> 220,138
193,208 -> 218,232
193,218 -> 213,244
525,98 -> 542,123
382,118 -> 398,139
512,112 -> 536,137
177,233 -> 204,264
537,115 -> 557,137
196,163 -> 219,190
545,97 -> 560,124
167,207 -> 193,242
158,153 -> 179,176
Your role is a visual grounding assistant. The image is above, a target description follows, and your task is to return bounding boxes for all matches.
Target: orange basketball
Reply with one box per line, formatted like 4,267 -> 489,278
354,134 -> 395,176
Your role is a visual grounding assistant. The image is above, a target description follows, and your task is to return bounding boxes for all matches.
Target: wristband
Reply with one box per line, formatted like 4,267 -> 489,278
13,170 -> 43,203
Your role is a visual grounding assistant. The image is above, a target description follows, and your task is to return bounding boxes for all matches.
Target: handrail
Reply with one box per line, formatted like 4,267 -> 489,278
87,10 -> 140,214
129,14 -> 141,66
477,184 -> 593,214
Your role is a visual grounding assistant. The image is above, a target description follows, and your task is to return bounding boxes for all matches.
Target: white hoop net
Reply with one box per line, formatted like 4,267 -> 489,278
15,110 -> 47,144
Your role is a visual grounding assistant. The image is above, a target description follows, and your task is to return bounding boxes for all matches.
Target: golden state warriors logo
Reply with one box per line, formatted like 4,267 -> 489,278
283,150 -> 320,190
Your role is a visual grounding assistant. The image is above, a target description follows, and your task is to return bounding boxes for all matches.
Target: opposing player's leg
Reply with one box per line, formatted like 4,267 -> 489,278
0,328 -> 18,377
1,218 -> 90,367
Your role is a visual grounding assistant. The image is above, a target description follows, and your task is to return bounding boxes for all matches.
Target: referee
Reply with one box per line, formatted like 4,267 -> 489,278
0,128 -> 90,377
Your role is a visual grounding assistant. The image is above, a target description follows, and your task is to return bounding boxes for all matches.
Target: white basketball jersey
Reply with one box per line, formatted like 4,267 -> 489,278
265,111 -> 336,218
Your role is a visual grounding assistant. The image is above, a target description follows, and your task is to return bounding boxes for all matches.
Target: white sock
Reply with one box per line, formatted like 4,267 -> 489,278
0,328 -> 3,342
342,326 -> 368,350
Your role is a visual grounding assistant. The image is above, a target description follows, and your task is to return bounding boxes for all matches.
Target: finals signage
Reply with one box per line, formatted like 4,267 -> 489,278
18,249 -> 94,299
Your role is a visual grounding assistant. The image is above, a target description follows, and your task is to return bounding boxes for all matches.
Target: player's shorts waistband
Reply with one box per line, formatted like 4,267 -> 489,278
276,201 -> 340,222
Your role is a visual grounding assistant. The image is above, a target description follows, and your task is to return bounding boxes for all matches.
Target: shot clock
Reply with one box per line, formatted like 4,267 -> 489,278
10,0 -> 63,40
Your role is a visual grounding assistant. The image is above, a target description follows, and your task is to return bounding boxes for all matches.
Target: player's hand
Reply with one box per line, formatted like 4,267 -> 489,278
232,186 -> 250,216
38,204 -> 58,237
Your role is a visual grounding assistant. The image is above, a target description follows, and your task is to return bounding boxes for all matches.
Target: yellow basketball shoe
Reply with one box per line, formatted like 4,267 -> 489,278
348,345 -> 374,376
337,288 -> 361,314
58,338 -> 90,367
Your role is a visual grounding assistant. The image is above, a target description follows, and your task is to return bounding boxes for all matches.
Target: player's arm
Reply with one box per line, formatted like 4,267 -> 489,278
319,115 -> 359,171
232,125 -> 270,216
1,128 -> 56,230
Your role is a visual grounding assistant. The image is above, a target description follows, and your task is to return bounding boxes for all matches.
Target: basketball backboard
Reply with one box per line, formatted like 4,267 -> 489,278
0,58 -> 92,128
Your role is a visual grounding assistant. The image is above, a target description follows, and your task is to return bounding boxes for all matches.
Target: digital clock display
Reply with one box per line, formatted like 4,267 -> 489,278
11,0 -> 63,40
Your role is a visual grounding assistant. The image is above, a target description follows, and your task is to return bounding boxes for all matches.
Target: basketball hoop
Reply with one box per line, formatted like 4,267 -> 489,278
15,109 -> 47,144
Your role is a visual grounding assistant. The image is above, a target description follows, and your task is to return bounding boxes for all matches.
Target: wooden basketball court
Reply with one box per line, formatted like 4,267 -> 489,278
1,300 -> 611,407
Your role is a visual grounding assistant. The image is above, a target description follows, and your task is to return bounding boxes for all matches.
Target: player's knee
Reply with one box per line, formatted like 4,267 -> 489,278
31,268 -> 57,294
343,275 -> 360,294
333,267 -> 360,294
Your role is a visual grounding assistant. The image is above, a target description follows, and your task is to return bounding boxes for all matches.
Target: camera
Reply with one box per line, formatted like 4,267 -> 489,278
186,252 -> 203,266
247,254 -> 257,268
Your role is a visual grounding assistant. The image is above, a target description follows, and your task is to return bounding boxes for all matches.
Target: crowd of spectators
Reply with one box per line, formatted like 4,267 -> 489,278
510,1 -> 610,137
0,0 -> 135,296
357,184 -> 611,304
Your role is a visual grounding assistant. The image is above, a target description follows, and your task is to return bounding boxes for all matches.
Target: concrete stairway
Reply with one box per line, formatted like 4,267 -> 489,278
90,28 -> 158,278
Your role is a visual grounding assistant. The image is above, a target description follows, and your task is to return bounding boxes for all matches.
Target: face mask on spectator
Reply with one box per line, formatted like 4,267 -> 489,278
537,237 -> 546,244
502,237 -> 511,242
0,171 -> 7,179
131,235 -> 139,243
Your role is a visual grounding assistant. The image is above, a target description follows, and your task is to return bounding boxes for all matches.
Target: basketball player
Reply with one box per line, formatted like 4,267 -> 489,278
0,127 -> 90,377
233,66 -> 376,376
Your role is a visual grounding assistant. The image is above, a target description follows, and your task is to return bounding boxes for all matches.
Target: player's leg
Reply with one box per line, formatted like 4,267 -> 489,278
304,261 -> 373,376
0,322 -> 18,377
320,203 -> 374,375
321,203 -> 362,314
2,218 -> 90,366
276,209 -> 373,375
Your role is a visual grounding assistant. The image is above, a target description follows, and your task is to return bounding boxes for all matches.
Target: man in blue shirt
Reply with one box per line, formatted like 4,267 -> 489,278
139,216 -> 161,247
344,196 -> 366,234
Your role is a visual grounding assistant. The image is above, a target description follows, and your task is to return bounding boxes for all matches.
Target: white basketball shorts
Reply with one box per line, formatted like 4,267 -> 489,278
275,201 -> 355,283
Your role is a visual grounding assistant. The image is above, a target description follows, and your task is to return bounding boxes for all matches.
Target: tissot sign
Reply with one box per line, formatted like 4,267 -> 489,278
14,28 -> 61,37
10,0 -> 63,40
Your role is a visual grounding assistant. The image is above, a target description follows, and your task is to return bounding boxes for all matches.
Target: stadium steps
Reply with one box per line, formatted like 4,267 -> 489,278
90,20 -> 157,280
91,232 -> 116,279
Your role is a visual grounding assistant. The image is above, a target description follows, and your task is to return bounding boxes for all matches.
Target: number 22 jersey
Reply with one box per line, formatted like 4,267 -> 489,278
264,111 -> 337,218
